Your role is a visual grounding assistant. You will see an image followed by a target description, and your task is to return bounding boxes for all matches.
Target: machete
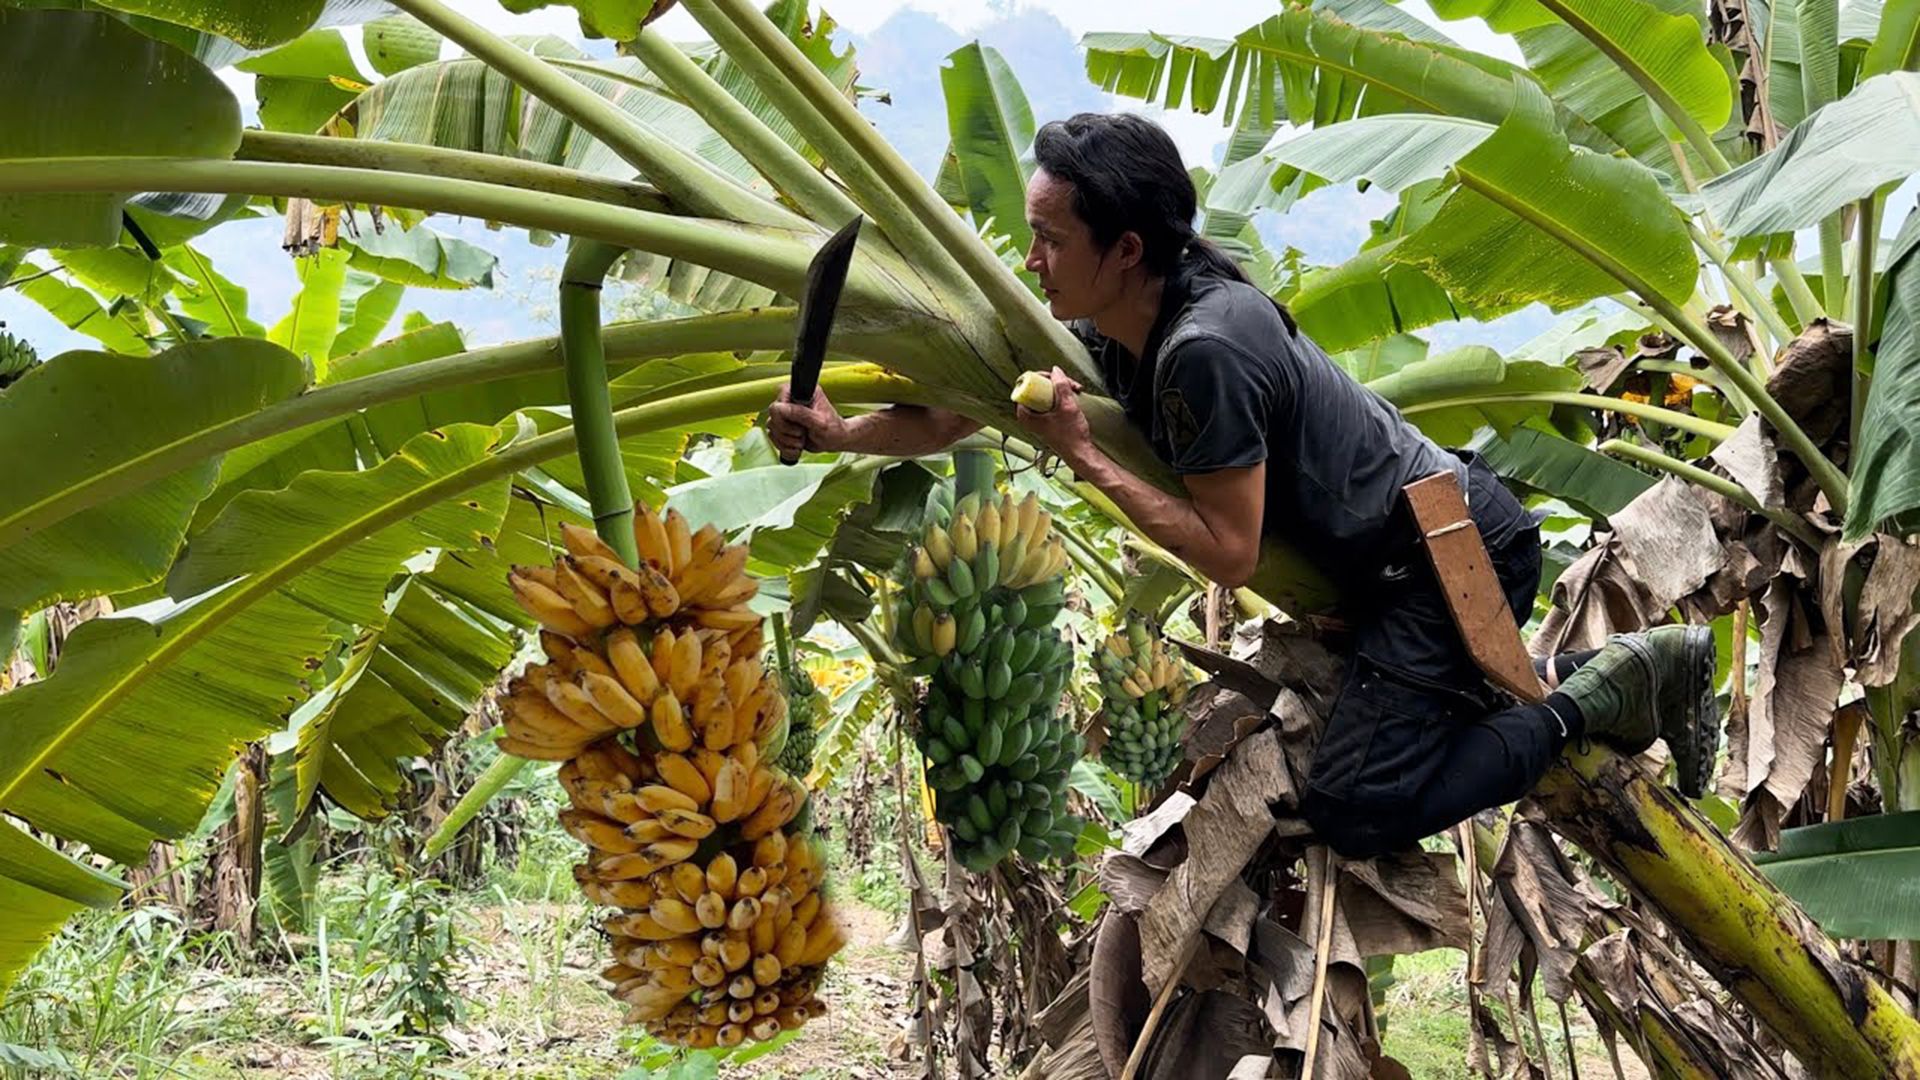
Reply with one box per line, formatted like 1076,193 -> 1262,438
781,214 -> 864,466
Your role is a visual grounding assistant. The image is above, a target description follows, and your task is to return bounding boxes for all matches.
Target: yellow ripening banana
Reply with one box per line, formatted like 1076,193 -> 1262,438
606,628 -> 662,702
662,509 -> 695,577
706,574 -> 760,610
696,687 -> 736,752
1017,492 -> 1041,543
743,762 -> 776,817
693,605 -> 759,631
790,891 -> 820,930
697,892 -> 729,931
635,562 -> 681,620
539,631 -> 582,675
775,921 -> 807,967
643,837 -> 699,868
570,552 -> 639,595
750,690 -> 786,746
654,753 -> 711,804
752,830 -> 788,868
995,494 -> 1016,547
669,862 -> 708,904
498,734 -> 576,761
1033,508 -> 1053,545
931,613 -> 957,657
925,524 -> 953,570
691,747 -> 728,793
723,658 -> 757,704
633,501 -> 671,570
697,636 -> 732,683
553,557 -> 619,629
706,852 -> 739,900
562,521 -> 624,564
913,546 -> 937,581
545,679 -> 620,733
606,575 -> 650,625
636,785 -> 699,815
952,513 -> 978,562
669,629 -> 702,700
912,605 -> 935,653
648,627 -> 677,687
580,671 -> 650,729
651,691 -> 694,752
717,930 -> 754,970
651,898 -> 703,935
739,780 -> 801,840
680,544 -> 749,607
509,573 -> 597,639
506,692 -> 599,742
561,809 -> 642,854
976,500 -> 1000,551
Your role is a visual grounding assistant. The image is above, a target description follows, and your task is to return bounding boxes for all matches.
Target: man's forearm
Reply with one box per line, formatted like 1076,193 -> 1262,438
1066,447 -> 1243,584
833,405 -> 981,457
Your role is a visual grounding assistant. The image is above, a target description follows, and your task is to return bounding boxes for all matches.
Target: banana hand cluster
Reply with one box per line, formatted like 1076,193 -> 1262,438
892,486 -> 1085,872
775,666 -> 824,779
1095,617 -> 1193,785
560,741 -> 838,1045
495,501 -> 844,1047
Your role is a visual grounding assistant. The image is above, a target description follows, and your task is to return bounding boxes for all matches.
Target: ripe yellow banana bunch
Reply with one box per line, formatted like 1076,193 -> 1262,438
911,490 -> 1069,608
497,623 -> 785,762
506,508 -> 760,643
500,500 -> 845,1046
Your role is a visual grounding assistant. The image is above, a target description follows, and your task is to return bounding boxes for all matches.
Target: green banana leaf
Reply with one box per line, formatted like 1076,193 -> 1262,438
237,28 -> 370,135
88,0 -> 393,50
2,257 -> 153,355
260,748 -> 320,931
940,43 -> 1038,258
1508,0 -> 1738,173
1290,179 -> 1520,351
0,423 -> 511,994
1698,72 -> 1920,238
1510,305 -> 1650,362
0,9 -> 242,248
1861,0 -> 1920,78
1275,80 -> 1696,312
1846,206 -> 1920,540
1469,425 -> 1654,519
1753,810 -> 1920,939
499,0 -> 657,41
269,248 -> 352,374
287,579 -> 514,821
0,339 -> 308,618
1332,333 -> 1430,382
363,14 -> 440,77
1080,6 -> 1525,131
165,245 -> 265,338
330,272 -> 405,357
343,220 -> 499,291
1368,346 -> 1586,444
1797,0 -> 1841,117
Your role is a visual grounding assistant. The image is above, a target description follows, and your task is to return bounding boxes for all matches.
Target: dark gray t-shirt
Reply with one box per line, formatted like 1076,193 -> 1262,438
1074,257 -> 1462,588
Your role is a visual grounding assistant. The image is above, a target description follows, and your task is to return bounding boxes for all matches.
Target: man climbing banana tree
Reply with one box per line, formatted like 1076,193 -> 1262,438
768,110 -> 1720,859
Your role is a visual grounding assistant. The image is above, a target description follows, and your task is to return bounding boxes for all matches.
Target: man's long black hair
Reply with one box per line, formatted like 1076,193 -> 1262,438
1031,112 -> 1293,335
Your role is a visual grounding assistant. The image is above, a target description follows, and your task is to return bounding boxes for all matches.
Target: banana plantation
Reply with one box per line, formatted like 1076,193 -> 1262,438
2,0 -> 1919,1075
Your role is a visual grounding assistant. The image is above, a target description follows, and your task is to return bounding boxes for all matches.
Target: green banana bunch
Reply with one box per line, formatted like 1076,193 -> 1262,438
0,327 -> 38,388
1095,616 -> 1193,786
892,483 -> 1085,871
776,665 -> 825,776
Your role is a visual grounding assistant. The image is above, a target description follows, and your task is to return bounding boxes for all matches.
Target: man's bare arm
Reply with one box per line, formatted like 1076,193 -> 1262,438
767,385 -> 982,459
1068,448 -> 1266,587
837,405 -> 984,456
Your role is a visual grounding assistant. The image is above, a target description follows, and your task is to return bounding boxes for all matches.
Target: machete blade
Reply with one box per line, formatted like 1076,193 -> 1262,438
781,214 -> 863,465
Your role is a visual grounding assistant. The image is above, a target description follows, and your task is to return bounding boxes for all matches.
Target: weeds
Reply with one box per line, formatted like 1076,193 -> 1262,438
0,906 -> 222,1079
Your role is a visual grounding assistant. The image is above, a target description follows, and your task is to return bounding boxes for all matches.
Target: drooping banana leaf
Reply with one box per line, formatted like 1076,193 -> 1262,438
259,747 -> 319,931
1845,206 -> 1920,540
1753,810 -> 1920,939
1367,346 -> 1587,444
1698,72 -> 1920,238
341,219 -> 499,290
2,258 -> 153,355
0,422 -> 511,993
86,0 -> 396,50
269,248 -> 352,374
0,339 -> 308,618
363,14 -> 439,76
939,42 -> 1038,258
236,28 -> 370,135
287,579 -> 514,821
0,8 -> 242,248
1469,424 -> 1654,519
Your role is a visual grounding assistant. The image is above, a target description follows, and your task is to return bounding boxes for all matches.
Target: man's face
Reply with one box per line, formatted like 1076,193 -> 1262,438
1024,169 -> 1129,321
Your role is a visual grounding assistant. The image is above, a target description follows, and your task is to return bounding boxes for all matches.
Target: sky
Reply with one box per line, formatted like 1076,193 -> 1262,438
0,0 -> 1892,364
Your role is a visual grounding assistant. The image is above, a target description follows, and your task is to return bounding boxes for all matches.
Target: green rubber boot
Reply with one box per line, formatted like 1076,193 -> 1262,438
1554,624 -> 1719,797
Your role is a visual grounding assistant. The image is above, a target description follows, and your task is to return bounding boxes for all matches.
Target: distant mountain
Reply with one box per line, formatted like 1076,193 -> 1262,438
849,8 -> 1109,180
